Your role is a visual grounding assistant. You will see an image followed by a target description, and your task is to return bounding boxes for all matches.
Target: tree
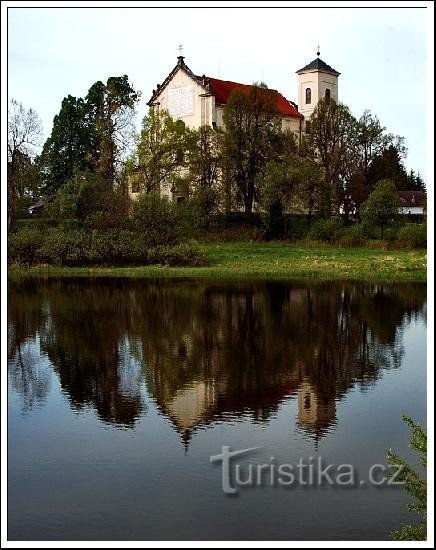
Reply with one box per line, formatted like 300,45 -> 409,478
302,98 -> 358,217
361,179 -> 399,238
8,99 -> 43,227
86,76 -> 140,186
356,110 -> 406,184
129,109 -> 191,194
366,144 -> 409,192
386,416 -> 427,541
406,170 -> 426,192
223,83 -> 283,214
39,95 -> 93,194
185,125 -> 224,228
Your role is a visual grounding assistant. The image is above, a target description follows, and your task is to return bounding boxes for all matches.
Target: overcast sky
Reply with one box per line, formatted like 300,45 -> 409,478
8,5 -> 429,178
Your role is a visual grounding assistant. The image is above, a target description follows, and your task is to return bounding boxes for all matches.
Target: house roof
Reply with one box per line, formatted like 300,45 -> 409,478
199,76 -> 302,118
296,57 -> 340,76
147,57 -> 302,118
397,191 -> 426,207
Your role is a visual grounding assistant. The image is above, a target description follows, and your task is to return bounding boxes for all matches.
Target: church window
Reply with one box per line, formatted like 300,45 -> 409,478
325,88 -> 331,102
305,88 -> 311,104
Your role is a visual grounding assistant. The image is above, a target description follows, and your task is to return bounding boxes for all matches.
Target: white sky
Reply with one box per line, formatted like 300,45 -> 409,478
7,4 -> 430,178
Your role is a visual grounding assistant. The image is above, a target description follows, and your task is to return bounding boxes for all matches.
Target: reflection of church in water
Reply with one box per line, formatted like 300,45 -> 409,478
155,376 -> 336,449
8,279 -> 426,449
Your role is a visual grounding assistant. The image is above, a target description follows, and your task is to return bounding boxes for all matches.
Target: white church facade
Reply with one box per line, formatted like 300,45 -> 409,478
131,52 -> 340,200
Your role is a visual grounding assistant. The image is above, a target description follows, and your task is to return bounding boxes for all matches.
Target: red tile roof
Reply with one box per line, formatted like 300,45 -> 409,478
199,76 -> 302,118
397,191 -> 426,207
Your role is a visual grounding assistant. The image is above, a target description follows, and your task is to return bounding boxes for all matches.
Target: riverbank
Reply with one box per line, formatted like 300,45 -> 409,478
8,242 -> 427,282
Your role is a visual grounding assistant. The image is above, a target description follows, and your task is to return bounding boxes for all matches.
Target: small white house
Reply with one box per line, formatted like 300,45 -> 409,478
397,191 -> 426,216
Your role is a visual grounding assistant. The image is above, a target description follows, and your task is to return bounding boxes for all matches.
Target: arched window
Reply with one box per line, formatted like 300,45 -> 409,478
325,88 -> 331,101
305,88 -> 311,104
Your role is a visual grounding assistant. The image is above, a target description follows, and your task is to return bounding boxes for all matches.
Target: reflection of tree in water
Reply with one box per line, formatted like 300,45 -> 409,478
8,279 -> 426,442
8,279 -> 146,428
8,282 -> 52,413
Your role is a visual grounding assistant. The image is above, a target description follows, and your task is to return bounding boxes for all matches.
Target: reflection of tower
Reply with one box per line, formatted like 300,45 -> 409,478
297,380 -> 337,443
165,380 -> 217,448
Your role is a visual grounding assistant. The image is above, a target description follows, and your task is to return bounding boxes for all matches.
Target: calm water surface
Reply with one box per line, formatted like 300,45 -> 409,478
8,278 -> 426,541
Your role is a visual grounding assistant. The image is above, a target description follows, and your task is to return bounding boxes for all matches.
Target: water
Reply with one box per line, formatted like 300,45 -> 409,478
8,278 -> 427,541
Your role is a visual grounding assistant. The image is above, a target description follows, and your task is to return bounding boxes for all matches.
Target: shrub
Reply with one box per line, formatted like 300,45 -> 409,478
14,218 -> 56,232
9,226 -> 206,267
336,224 -> 367,247
360,179 -> 399,238
8,226 -> 44,265
397,224 -> 427,249
285,216 -> 309,241
38,228 -> 91,266
308,218 -> 343,243
148,242 -> 206,266
132,193 -> 192,246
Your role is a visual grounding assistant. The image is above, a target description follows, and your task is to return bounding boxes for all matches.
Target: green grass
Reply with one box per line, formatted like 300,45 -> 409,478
8,241 -> 427,282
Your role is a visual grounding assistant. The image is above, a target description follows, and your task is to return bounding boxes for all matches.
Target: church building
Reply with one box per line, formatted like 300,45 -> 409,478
133,51 -> 340,201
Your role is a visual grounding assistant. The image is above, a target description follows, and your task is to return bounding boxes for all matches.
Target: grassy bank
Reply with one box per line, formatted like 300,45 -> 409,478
8,242 -> 427,282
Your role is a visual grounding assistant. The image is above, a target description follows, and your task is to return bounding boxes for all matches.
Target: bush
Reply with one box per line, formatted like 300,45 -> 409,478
132,193 -> 192,246
148,242 -> 206,266
397,224 -> 427,249
9,226 -> 206,267
308,218 -> 343,243
336,224 -> 367,247
285,216 -> 309,241
8,226 -> 44,265
38,228 -> 91,266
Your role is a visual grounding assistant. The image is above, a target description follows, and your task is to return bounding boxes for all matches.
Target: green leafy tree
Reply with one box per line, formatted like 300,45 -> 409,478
366,145 -> 409,192
185,125 -> 224,228
86,76 -> 140,186
258,157 -> 314,239
302,97 -> 358,217
8,99 -> 43,227
129,109 -> 190,195
361,179 -> 399,238
386,415 -> 427,541
406,169 -> 426,192
223,83 -> 282,214
39,95 -> 92,194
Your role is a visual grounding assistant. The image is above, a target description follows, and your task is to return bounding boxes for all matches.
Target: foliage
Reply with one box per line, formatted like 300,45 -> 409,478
132,192 -> 192,246
185,125 -> 224,228
386,416 -> 427,541
8,99 -> 43,227
258,160 -> 302,239
39,95 -> 93,194
8,226 -> 205,267
8,226 -> 44,266
48,172 -> 131,230
397,224 -> 427,249
308,218 -> 343,243
223,83 -> 284,213
86,76 -> 140,185
40,77 -> 139,193
147,242 -> 206,266
361,179 -> 399,238
336,224 -> 367,247
128,109 -> 191,194
302,98 -> 358,216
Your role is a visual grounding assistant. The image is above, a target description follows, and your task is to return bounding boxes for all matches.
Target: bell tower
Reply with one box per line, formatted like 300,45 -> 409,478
296,48 -> 340,125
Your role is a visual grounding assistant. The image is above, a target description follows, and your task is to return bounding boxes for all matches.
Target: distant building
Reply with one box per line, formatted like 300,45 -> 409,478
397,191 -> 426,216
28,198 -> 47,216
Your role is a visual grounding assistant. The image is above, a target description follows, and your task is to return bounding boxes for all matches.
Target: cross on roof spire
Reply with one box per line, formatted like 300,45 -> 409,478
316,44 -> 320,57
178,43 -> 183,56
